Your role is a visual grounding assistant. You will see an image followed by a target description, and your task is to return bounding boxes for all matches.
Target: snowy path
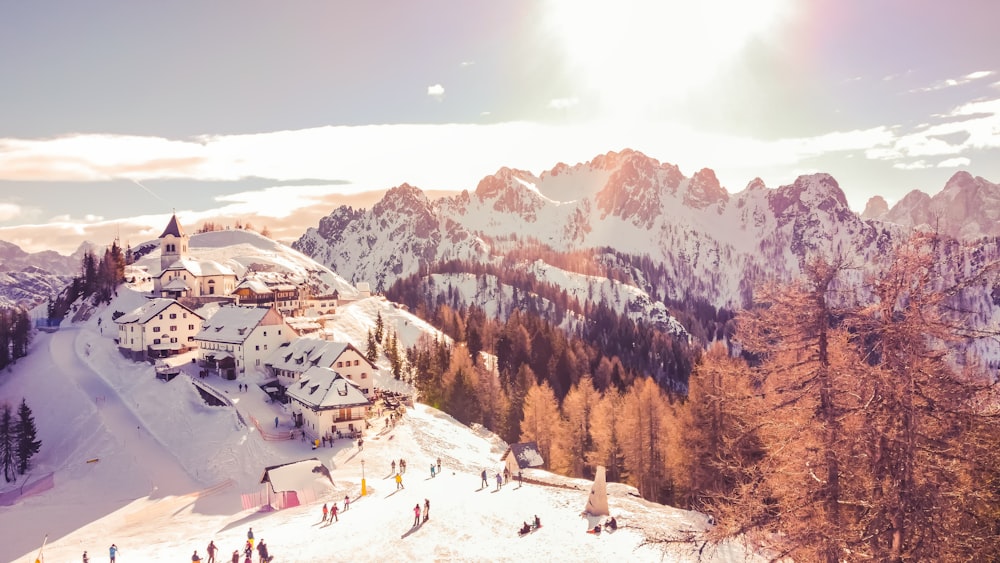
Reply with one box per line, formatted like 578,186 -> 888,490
49,327 -> 202,497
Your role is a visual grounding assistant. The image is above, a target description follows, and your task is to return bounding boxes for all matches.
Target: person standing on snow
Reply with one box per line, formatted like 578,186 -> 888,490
391,460 -> 396,474
247,528 -> 254,550
207,540 -> 218,563
395,472 -> 404,490
437,457 -> 442,473
344,494 -> 350,511
109,544 -> 118,563
423,498 -> 430,522
231,550 -> 240,563
495,472 -> 502,491
322,503 -> 328,523
256,539 -> 269,563
430,463 -> 436,478
413,503 -> 421,526
331,502 -> 339,522
480,469 -> 488,488
82,551 -> 89,563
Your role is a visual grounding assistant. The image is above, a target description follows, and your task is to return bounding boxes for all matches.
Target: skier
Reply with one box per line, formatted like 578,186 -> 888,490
480,469 -> 488,488
391,460 -> 396,474
207,540 -> 218,563
395,472 -> 404,490
413,503 -> 421,526
423,498 -> 430,522
192,550 -> 202,562
344,494 -> 350,511
109,544 -> 118,563
247,528 -> 254,550
495,472 -> 503,491
331,502 -> 339,522
322,503 -> 329,523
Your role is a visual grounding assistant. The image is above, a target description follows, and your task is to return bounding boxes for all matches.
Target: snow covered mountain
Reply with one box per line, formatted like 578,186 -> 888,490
0,240 -> 94,308
294,149 -> 1000,367
295,149 -> 901,312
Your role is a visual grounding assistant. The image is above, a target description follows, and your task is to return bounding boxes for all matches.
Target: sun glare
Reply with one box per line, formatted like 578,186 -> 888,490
540,0 -> 791,120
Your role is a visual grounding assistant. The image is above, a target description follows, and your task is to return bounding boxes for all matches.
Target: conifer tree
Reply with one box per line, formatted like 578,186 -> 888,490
15,398 -> 40,475
0,404 -> 14,482
619,377 -> 675,502
590,389 -> 627,483
519,380 -> 562,470
365,329 -> 378,363
560,376 -> 601,478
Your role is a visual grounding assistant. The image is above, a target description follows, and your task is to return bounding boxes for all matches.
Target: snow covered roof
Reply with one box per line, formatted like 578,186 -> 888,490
505,442 -> 544,469
235,278 -> 271,295
260,458 -> 333,493
162,258 -> 237,278
194,305 -> 273,344
285,366 -> 370,410
265,338 -> 371,374
162,277 -> 191,291
114,298 -> 202,325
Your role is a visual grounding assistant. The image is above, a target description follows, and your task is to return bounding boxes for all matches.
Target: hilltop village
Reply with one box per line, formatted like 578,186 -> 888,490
114,215 -> 385,444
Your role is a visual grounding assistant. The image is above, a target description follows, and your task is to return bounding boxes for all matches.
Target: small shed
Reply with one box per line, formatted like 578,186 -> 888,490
501,441 -> 544,478
257,458 -> 334,510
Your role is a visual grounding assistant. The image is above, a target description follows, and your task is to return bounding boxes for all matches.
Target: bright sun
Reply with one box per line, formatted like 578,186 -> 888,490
540,0 -> 791,120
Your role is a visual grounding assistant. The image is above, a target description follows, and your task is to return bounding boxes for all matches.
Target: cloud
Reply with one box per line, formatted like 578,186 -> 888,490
548,97 -> 579,110
910,70 -> 995,93
892,160 -> 931,170
0,202 -> 22,221
937,157 -> 971,168
427,84 -> 445,98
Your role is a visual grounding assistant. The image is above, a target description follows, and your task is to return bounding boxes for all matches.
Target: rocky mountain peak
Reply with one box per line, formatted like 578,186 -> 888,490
685,168 -> 729,209
862,195 -> 889,219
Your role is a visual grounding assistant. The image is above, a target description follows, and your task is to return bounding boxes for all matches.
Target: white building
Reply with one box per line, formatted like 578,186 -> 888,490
152,214 -> 238,299
266,338 -> 377,396
285,366 -> 372,440
115,298 -> 204,361
194,305 -> 295,377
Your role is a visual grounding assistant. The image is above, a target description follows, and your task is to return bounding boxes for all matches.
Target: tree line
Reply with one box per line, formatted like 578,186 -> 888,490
0,307 -> 32,371
47,241 -> 126,322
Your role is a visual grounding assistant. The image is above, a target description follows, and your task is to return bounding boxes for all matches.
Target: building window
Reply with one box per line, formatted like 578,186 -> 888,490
361,372 -> 367,379
263,331 -> 267,337
354,360 -> 359,366
153,338 -> 161,345
170,326 -> 177,332
153,326 -> 161,332
255,345 -> 260,351
188,324 -> 194,330
169,313 -> 177,319
158,314 -> 163,320
337,361 -> 343,368
263,344 -> 268,351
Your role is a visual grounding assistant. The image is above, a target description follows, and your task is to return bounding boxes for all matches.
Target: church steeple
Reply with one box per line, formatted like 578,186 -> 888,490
159,213 -> 189,271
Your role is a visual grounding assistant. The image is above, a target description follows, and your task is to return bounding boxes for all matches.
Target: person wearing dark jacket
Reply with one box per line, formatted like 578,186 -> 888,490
256,539 -> 269,563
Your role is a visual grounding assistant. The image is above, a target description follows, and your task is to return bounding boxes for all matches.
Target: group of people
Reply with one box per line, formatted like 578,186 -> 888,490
589,516 -> 618,534
412,498 -> 431,526
519,515 -> 542,535
482,469 -> 507,491
321,495 -> 351,523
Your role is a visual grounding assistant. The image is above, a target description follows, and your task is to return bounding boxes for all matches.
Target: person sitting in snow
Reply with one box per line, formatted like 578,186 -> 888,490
604,516 -> 617,531
520,521 -> 532,535
534,515 -> 541,529
192,550 -> 202,562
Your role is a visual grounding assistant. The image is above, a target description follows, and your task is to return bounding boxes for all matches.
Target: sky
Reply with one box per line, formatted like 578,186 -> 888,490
1,0 -> 999,254
0,270 -> 759,562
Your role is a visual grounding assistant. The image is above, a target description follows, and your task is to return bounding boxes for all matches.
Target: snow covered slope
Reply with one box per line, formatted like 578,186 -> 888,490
0,297 -> 759,563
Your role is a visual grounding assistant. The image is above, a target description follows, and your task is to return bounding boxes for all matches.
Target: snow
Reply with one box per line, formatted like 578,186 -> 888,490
0,298 -> 762,563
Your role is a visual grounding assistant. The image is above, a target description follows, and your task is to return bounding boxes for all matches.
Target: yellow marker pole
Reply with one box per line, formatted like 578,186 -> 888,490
361,459 -> 367,496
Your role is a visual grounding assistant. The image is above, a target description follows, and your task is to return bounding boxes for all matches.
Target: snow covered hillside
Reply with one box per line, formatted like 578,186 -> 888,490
0,293 -> 764,563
